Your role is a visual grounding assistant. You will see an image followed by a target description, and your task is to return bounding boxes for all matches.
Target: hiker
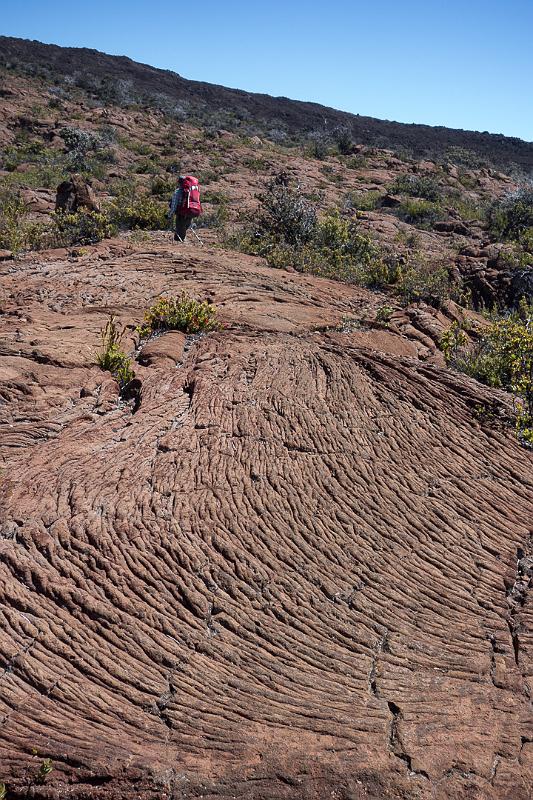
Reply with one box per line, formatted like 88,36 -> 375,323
168,175 -> 202,242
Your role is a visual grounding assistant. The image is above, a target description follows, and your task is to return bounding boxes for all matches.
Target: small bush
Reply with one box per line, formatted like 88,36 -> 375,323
243,156 -> 269,172
344,154 -> 368,170
106,193 -> 167,230
2,139 -> 53,171
332,126 -> 353,155
252,174 -> 317,247
451,300 -> 533,445
0,183 -> 53,253
60,127 -> 102,152
238,200 -> 380,285
52,210 -> 116,245
202,190 -> 229,205
138,293 -> 220,338
376,305 -> 395,323
444,147 -> 489,170
150,175 -> 176,197
440,321 -> 469,363
389,173 -> 441,201
487,187 -> 533,241
398,259 -> 451,304
397,198 -> 442,226
96,317 -> 135,388
306,131 -> 331,160
196,202 -> 230,229
133,158 -> 159,175
60,127 -> 103,171
36,759 -> 53,785
344,190 -> 382,211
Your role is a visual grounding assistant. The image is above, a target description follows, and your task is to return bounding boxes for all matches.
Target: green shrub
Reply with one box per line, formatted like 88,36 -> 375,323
344,190 -> 382,211
397,198 -> 442,226
106,193 -> 167,230
133,158 -> 159,175
376,305 -> 395,323
196,202 -> 229,229
444,146 -> 489,170
487,187 -> 533,241
60,127 -> 102,152
5,163 -> 67,189
0,183 -> 54,253
0,184 -> 31,252
138,293 -> 220,338
202,189 -> 229,205
150,175 -> 176,197
1,139 -> 53,171
96,317 -> 135,388
452,300 -> 533,445
237,202 -> 380,285
333,126 -> 354,155
448,195 -> 487,222
398,259 -> 451,304
52,210 -> 116,245
233,176 -> 387,283
243,156 -> 269,172
36,759 -> 53,785
440,321 -> 469,363
60,127 -> 103,172
389,173 -> 441,201
253,174 -> 317,247
306,131 -> 331,160
344,154 -> 368,170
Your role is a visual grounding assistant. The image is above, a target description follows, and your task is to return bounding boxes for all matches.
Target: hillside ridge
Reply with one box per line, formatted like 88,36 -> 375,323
1,35 -> 533,170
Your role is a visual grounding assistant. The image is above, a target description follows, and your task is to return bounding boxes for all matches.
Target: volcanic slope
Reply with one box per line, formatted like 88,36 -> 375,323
0,236 -> 532,800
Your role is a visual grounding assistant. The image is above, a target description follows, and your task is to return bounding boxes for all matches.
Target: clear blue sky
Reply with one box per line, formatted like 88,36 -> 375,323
2,0 -> 532,141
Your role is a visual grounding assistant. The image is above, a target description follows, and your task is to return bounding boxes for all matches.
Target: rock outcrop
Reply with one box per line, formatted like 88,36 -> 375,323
55,173 -> 100,213
0,238 -> 532,799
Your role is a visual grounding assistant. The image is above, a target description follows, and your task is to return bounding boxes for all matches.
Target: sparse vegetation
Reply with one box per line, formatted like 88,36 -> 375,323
388,173 -> 441,201
398,259 -> 452,304
376,305 -> 395,323
487,186 -> 533,241
231,175 -> 456,301
344,190 -> 382,211
397,198 -> 442,226
0,183 -> 41,253
235,175 -> 381,282
105,190 -> 167,231
96,317 -> 135,388
137,293 -> 220,338
36,758 -> 53,784
52,210 -> 116,245
440,321 -> 469,363
445,300 -> 533,445
196,200 -> 230,229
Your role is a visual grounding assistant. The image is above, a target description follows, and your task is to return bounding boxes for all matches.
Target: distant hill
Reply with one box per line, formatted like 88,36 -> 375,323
1,35 -> 533,171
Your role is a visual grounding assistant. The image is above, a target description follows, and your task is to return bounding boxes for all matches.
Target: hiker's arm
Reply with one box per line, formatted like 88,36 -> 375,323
168,189 -> 181,218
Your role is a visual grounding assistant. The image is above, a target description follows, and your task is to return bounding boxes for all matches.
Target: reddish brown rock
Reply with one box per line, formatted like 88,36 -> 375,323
55,173 -> 100,213
0,239 -> 531,800
137,331 -> 186,366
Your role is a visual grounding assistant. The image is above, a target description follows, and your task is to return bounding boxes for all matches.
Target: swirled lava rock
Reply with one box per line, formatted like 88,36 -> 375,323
0,240 -> 532,800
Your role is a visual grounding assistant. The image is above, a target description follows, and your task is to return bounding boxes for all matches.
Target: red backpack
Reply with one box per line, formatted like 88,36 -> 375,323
177,175 -> 202,217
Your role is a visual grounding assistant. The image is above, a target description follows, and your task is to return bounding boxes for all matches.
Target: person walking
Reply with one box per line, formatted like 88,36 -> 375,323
168,175 -> 202,242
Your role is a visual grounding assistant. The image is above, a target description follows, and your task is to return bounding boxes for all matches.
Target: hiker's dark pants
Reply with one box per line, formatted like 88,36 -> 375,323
174,214 -> 192,241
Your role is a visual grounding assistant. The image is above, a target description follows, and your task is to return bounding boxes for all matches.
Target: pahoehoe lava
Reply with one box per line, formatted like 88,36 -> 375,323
0,240 -> 532,799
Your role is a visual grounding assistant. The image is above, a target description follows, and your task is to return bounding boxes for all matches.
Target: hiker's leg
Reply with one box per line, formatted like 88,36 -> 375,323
174,216 -> 188,241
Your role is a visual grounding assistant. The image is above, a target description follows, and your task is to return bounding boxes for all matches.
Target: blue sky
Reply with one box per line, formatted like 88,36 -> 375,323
2,0 -> 532,141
